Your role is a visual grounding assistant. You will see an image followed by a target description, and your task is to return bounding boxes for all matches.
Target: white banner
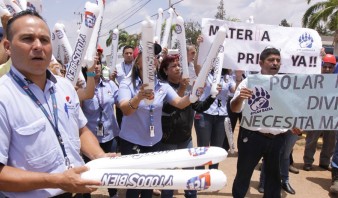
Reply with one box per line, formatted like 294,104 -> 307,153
199,18 -> 322,74
241,74 -> 338,130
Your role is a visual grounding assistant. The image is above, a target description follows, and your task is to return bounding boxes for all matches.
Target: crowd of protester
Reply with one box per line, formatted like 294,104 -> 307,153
0,9 -> 337,198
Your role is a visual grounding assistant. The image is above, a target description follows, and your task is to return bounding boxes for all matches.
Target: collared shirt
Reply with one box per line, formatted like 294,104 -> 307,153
116,61 -> 133,84
82,79 -> 120,142
199,74 -> 235,116
232,76 -> 287,135
0,67 -> 87,197
0,59 -> 11,78
118,77 -> 178,146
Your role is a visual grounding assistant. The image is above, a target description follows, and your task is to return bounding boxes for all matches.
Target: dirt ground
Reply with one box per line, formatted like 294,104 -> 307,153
91,126 -> 336,198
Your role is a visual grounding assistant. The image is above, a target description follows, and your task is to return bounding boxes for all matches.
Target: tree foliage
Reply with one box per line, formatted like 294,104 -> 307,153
215,0 -> 226,20
106,29 -> 140,49
279,19 -> 292,27
215,0 -> 240,22
184,20 -> 202,45
303,0 -> 338,54
302,0 -> 338,32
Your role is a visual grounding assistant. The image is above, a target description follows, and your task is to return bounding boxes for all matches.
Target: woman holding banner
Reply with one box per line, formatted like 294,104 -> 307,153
117,44 -> 195,198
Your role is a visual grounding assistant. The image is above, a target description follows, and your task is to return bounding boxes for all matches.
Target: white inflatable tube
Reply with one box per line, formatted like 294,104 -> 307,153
3,0 -> 22,15
81,169 -> 227,191
27,0 -> 42,14
154,8 -> 163,43
175,16 -> 189,79
108,28 -> 119,73
224,117 -> 235,154
210,40 -> 226,98
86,146 -> 227,169
0,2 -> 10,17
189,26 -> 227,103
141,17 -> 155,105
16,0 -> 26,10
83,0 -> 104,68
53,23 -> 73,65
53,23 -> 86,88
161,8 -> 174,48
65,2 -> 99,85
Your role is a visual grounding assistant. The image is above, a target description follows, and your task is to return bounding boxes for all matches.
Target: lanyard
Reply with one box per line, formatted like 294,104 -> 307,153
149,105 -> 154,137
95,83 -> 105,108
95,84 -> 104,122
10,70 -> 72,169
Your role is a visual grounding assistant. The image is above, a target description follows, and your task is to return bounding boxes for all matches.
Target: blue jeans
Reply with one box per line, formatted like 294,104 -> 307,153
332,132 -> 338,168
194,113 -> 226,169
160,139 -> 197,198
232,127 -> 286,198
280,131 -> 298,183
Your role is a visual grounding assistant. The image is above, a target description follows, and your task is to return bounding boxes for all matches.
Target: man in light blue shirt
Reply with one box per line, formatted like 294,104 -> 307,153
0,10 -> 111,198
115,45 -> 134,84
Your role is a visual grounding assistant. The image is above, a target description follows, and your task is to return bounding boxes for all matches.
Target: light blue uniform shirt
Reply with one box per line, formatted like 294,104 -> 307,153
0,67 -> 87,198
200,74 -> 235,116
116,62 -> 133,84
82,79 -> 120,142
118,77 -> 178,146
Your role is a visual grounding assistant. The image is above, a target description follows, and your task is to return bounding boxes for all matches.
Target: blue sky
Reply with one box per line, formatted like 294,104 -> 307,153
40,0 -> 321,56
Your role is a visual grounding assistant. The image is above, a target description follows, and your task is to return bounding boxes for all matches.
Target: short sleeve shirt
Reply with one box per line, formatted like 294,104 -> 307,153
118,77 -> 178,146
82,79 -> 120,142
232,75 -> 286,135
0,67 -> 87,197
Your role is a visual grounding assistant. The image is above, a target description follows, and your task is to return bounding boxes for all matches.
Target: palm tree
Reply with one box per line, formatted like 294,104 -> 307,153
106,29 -> 140,49
302,0 -> 338,55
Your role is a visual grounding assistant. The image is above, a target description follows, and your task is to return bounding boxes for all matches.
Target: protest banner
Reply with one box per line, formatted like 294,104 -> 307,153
241,74 -> 338,130
198,18 -> 322,74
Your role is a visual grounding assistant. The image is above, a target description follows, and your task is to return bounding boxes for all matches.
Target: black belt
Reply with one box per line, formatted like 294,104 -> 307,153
253,130 -> 285,139
50,192 -> 73,198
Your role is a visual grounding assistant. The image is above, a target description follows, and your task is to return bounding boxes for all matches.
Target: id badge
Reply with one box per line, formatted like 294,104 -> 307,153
97,122 -> 104,136
150,125 -> 155,137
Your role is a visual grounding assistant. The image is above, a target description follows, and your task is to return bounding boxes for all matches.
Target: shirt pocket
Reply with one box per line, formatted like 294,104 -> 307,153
14,118 -> 62,171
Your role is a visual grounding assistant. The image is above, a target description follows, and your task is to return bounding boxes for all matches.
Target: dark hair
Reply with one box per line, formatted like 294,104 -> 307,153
6,10 -> 47,41
260,47 -> 280,61
221,68 -> 229,76
123,45 -> 134,54
131,54 -> 142,89
158,55 -> 180,81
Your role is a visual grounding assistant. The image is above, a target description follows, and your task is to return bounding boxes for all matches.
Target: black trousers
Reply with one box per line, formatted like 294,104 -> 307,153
119,138 -> 161,198
232,127 -> 286,198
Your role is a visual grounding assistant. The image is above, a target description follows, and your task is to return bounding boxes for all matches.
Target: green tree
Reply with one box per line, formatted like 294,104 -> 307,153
215,0 -> 226,20
302,0 -> 338,54
214,0 -> 240,22
316,24 -> 333,35
184,20 -> 201,45
106,29 -> 140,49
279,19 -> 292,27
